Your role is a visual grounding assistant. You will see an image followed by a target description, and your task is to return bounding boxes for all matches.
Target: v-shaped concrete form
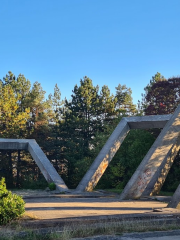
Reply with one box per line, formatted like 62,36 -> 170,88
76,114 -> 172,192
0,138 -> 69,192
76,104 -> 180,208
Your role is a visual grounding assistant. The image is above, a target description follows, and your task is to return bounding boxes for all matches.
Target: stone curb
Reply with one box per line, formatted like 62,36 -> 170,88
72,229 -> 180,240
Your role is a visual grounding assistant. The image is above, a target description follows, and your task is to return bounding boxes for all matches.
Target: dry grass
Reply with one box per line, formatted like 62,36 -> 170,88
1,217 -> 180,240
22,212 -> 41,220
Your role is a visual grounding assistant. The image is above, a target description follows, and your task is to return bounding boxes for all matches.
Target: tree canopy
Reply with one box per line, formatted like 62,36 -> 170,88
0,71 -> 179,192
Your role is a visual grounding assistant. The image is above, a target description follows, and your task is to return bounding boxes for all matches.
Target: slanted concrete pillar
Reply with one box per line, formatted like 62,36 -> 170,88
28,140 -> 69,192
120,104 -> 180,200
0,138 -> 69,192
142,135 -> 180,196
76,118 -> 130,192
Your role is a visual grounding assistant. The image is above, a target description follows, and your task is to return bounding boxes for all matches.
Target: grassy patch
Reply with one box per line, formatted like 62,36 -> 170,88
158,191 -> 174,196
1,218 -> 180,240
100,188 -> 123,194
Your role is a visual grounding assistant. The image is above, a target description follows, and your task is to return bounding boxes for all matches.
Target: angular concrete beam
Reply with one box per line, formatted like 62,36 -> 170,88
76,114 -> 171,192
0,139 -> 29,150
0,138 -> 69,192
125,114 -> 171,129
120,104 -> 180,200
27,140 -> 69,192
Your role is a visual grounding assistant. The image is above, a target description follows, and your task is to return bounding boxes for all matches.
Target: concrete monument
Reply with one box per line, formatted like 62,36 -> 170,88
2,104 -> 180,208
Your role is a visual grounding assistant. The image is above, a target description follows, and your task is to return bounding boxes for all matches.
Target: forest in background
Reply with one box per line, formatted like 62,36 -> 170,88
1,71 -> 180,192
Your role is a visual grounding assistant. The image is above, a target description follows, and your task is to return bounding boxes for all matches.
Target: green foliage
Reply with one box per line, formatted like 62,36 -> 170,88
162,151 -> 180,192
2,70 -> 180,194
56,77 -> 136,188
0,177 -> 7,196
0,71 -> 55,189
0,83 -> 30,138
2,71 -> 164,192
48,182 -> 56,191
21,174 -> 48,189
115,84 -> 136,116
0,178 -> 25,225
96,128 -> 156,189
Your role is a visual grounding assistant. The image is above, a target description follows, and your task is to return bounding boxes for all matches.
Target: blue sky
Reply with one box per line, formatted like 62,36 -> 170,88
1,0 -> 180,105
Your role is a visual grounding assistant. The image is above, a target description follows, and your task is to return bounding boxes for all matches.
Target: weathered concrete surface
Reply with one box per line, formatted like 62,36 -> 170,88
72,230 -> 180,240
1,190 -> 179,240
0,138 -> 29,150
142,134 -> 180,196
0,138 -> 69,192
76,115 -> 172,192
27,139 -> 69,192
125,114 -> 171,129
120,104 -> 180,200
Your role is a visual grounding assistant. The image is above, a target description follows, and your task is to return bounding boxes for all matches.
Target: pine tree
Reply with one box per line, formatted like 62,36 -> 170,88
0,72 -> 53,188
115,84 -> 136,116
0,83 -> 30,138
58,77 -> 100,187
99,85 -> 116,121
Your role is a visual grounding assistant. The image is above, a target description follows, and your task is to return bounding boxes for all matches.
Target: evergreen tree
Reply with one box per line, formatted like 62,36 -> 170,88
0,72 -> 53,188
58,77 -> 137,188
115,84 -> 136,116
99,85 -> 116,121
0,73 -> 31,187
46,84 -> 67,175
0,82 -> 30,138
58,77 -> 100,187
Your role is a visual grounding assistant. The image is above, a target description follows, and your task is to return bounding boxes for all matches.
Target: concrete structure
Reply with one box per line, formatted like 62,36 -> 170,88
76,114 -> 172,192
0,138 -> 69,192
2,106 -> 180,208
76,106 -> 180,208
120,105 -> 180,200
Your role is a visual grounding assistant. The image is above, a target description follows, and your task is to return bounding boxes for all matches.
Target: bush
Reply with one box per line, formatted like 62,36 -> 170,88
0,178 -> 25,225
48,182 -> 56,191
21,173 -> 48,189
